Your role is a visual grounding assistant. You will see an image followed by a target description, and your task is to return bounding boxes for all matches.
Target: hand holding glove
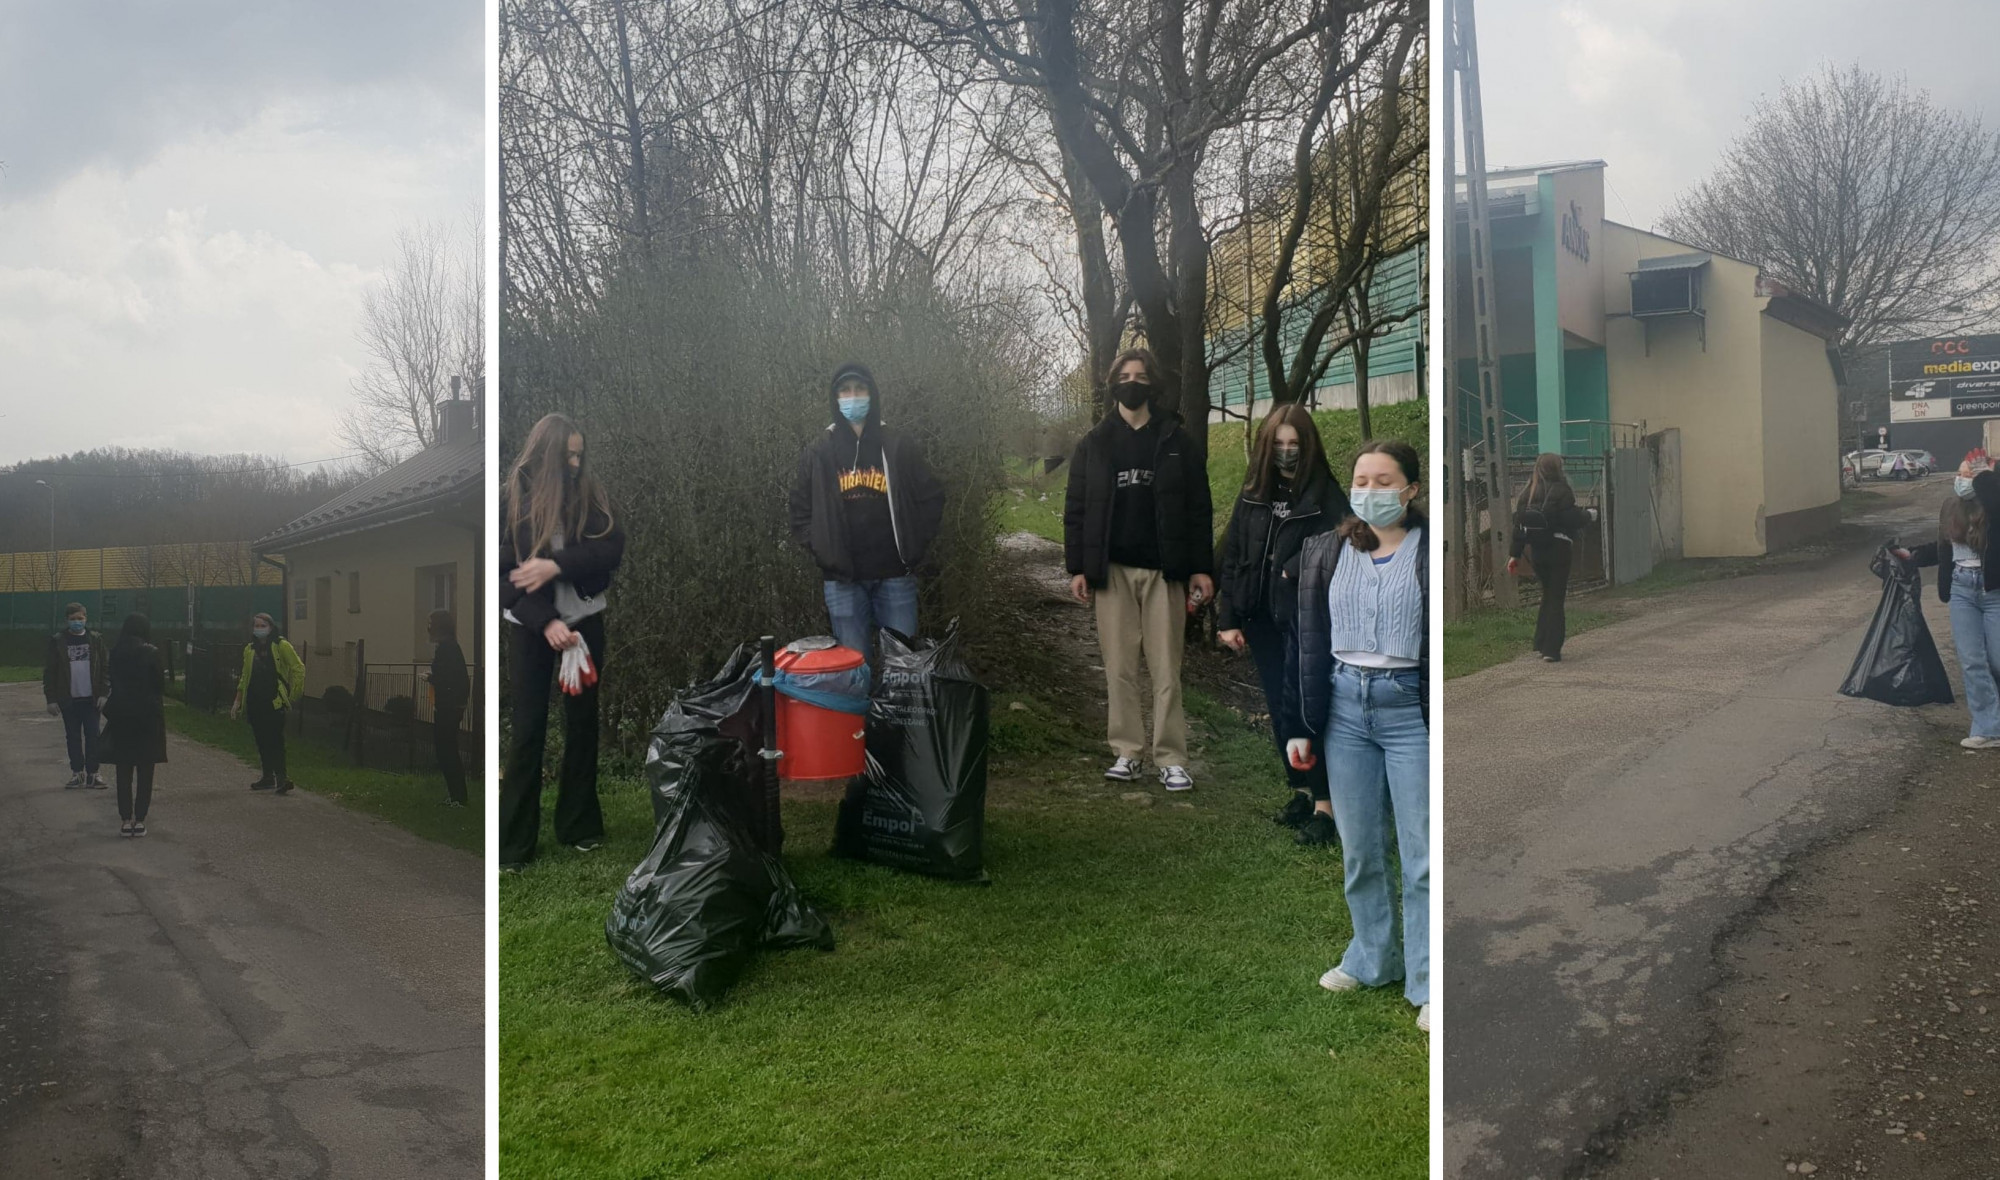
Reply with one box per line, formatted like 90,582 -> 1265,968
558,636 -> 599,696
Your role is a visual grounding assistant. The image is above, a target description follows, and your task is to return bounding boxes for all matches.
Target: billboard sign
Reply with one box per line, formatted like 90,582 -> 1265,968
1889,334 -> 2000,422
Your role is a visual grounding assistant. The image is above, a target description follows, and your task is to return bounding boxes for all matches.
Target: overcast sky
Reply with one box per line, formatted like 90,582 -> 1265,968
0,1 -> 482,468
1472,0 -> 2000,230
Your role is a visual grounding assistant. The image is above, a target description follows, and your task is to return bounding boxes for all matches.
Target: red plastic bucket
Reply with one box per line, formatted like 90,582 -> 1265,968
774,643 -> 868,782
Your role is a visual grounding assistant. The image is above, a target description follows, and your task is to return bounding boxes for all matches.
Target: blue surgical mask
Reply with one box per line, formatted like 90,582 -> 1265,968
1956,475 -> 1976,500
838,394 -> 870,423
252,627 -> 271,640
1350,488 -> 1410,528
67,619 -> 85,635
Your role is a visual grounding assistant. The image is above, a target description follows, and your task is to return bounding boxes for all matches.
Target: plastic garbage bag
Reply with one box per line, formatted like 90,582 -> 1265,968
833,622 -> 991,882
606,655 -> 831,1012
647,644 -> 765,829
761,638 -> 871,714
1840,545 -> 1955,707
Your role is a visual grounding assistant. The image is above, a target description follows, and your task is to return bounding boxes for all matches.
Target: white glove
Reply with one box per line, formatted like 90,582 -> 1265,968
558,636 -> 599,696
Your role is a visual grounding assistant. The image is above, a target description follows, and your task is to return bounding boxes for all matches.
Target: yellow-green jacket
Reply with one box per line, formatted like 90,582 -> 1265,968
238,639 -> 305,711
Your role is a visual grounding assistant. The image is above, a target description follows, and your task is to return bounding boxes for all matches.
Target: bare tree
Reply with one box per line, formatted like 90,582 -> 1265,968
342,216 -> 486,468
1660,64 -> 2000,354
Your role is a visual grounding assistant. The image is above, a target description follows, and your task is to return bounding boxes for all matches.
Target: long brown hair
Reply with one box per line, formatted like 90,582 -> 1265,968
1341,439 -> 1424,553
1244,403 -> 1331,500
507,413 -> 615,560
1945,491 -> 1987,554
1519,452 -> 1568,509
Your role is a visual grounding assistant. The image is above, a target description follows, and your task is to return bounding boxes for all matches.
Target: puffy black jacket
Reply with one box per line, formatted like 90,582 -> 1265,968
101,638 -> 167,766
1216,468 -> 1349,630
499,475 -> 626,633
1283,516 -> 1430,737
1062,409 -> 1214,586
1907,469 -> 2000,603
788,364 -> 946,581
1510,481 -> 1587,559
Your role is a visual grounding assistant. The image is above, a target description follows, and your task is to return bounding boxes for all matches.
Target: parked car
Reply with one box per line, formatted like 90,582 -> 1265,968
1892,449 -> 1936,475
1877,451 -> 1922,480
1847,449 -> 1889,476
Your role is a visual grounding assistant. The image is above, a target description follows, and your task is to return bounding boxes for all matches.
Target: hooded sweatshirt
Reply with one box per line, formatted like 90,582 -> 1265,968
788,363 -> 947,583
828,365 -> 906,580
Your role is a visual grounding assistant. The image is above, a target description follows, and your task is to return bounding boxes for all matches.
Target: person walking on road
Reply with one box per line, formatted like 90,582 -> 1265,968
501,412 -> 625,871
44,602 -> 109,789
1216,403 -> 1349,843
1897,457 -> 2000,748
1063,347 -> 1215,792
1285,439 -> 1430,1032
1507,452 -> 1586,663
232,612 -> 303,795
101,613 -> 166,837
426,609 -> 471,808
788,362 -> 946,663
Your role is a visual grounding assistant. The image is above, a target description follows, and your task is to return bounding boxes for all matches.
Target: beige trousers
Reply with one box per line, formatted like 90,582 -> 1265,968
1093,563 -> 1188,766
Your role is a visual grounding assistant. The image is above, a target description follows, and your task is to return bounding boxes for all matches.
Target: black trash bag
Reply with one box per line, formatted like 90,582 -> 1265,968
605,658 -> 831,1012
833,621 -> 991,882
1840,545 -> 1956,707
646,644 -> 768,833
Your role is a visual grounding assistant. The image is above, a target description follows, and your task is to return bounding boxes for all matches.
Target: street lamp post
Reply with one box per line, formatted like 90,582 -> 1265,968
33,478 -> 54,631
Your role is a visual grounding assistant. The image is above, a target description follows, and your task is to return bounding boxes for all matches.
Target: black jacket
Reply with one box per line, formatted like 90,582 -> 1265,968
499,475 -> 626,633
788,365 -> 946,582
43,630 -> 108,704
1510,481 -> 1586,560
1217,468 -> 1349,630
1283,516 -> 1430,738
1063,409 -> 1214,586
1908,470 -> 2000,603
101,638 -> 167,766
429,637 -> 471,714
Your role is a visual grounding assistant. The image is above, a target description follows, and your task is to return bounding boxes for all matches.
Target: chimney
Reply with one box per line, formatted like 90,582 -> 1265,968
436,397 -> 480,447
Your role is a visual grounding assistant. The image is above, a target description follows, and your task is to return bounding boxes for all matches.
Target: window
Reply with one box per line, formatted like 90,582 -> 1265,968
348,571 -> 362,613
415,563 -> 458,656
314,576 -> 333,655
293,579 -> 308,622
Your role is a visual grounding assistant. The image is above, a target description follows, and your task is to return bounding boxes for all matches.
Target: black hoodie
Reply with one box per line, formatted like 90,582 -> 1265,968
788,363 -> 947,582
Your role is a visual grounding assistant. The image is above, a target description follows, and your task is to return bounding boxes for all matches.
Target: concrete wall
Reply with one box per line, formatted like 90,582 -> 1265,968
1603,222 -> 1771,557
1759,316 -> 1843,548
278,516 -> 478,699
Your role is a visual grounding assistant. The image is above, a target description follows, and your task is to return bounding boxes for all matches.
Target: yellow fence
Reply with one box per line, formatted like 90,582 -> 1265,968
0,543 -> 285,592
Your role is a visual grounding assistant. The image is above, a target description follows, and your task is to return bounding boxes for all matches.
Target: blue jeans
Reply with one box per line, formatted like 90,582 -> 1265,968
823,576 -> 920,663
1950,567 -> 2000,738
59,697 -> 101,774
1322,662 -> 1429,1006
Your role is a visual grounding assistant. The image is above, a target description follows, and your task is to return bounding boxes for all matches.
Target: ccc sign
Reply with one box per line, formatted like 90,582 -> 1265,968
1935,340 -> 1977,355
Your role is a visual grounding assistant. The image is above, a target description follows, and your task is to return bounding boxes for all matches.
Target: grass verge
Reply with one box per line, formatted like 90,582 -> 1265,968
499,688 -> 1427,1178
163,698 -> 481,854
0,666 -> 38,684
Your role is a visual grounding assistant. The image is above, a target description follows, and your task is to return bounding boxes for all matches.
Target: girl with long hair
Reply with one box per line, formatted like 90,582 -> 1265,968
231,611 -> 303,794
102,613 -> 166,837
1217,403 -> 1349,842
1284,439 -> 1430,1032
1506,452 -> 1584,662
500,412 -> 625,870
1900,458 -> 2000,747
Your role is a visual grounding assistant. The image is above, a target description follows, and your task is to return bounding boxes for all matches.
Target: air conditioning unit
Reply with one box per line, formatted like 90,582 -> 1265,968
1628,253 -> 1710,353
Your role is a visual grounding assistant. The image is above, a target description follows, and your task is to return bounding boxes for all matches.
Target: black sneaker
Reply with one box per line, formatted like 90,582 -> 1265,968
1275,792 -> 1314,828
129,822 -> 146,838
274,780 -> 294,796
87,773 -> 107,789
250,779 -> 275,791
1295,812 -> 1339,847
65,771 -> 86,789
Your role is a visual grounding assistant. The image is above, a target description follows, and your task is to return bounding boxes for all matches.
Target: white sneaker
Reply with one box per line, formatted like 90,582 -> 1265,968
1160,765 -> 1194,792
1104,756 -> 1140,781
1319,966 -> 1362,992
1417,1004 -> 1431,1033
1963,736 -> 2000,749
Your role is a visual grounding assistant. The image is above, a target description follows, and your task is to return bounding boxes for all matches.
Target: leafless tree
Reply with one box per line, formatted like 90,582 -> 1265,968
1661,64 -> 2000,354
342,216 -> 486,468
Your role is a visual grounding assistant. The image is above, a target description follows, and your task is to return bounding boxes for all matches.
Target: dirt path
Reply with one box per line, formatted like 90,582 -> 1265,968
0,683 -> 483,1179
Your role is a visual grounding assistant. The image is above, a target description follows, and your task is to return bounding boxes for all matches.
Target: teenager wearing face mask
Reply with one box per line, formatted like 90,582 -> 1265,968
1216,404 -> 1349,842
1284,439 -> 1430,1033
102,613 -> 166,837
1896,458 -> 2000,748
1506,452 -> 1587,663
231,612 -> 304,794
1063,347 -> 1215,792
43,602 -> 108,789
501,412 -> 625,871
788,362 -> 946,662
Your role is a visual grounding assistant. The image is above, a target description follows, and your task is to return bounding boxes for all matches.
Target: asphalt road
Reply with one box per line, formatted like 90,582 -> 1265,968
0,682 -> 484,1178
1443,480 -> 1953,1178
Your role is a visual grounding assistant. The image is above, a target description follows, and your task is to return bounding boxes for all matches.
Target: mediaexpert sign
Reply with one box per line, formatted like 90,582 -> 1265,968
1889,334 -> 2000,422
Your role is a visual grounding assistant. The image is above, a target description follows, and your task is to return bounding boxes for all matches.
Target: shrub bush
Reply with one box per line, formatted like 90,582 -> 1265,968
321,684 -> 353,712
383,695 -> 417,723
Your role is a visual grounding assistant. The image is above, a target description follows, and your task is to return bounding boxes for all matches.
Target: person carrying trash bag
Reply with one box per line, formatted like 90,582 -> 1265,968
501,412 -> 625,871
788,362 -> 946,666
1877,455 -> 1999,730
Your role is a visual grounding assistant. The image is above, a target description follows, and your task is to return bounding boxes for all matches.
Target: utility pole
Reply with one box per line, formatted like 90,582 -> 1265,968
1450,0 -> 1515,609
34,478 -> 55,629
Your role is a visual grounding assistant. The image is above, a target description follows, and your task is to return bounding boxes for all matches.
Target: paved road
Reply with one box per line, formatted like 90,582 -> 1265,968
1443,481 -> 1954,1177
0,683 -> 484,1178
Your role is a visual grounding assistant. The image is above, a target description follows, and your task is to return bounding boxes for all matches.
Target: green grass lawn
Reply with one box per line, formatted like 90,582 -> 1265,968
163,698 -> 482,854
0,665 -> 39,684
996,401 -> 1431,546
500,689 -> 1428,1178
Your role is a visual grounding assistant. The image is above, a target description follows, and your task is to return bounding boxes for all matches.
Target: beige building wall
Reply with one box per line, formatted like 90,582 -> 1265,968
1602,223 -> 1771,557
1759,317 -> 1843,527
279,518 -> 476,699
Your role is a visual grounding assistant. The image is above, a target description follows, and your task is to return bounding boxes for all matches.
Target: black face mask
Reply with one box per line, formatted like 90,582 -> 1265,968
1274,446 -> 1300,474
1112,380 -> 1151,410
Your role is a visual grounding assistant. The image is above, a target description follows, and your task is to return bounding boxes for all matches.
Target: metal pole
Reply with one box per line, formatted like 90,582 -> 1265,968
1441,30 -> 1467,620
1455,0 -> 1517,608
758,635 -> 783,855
